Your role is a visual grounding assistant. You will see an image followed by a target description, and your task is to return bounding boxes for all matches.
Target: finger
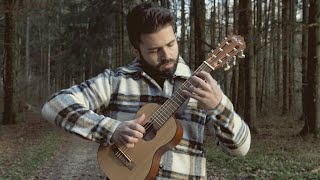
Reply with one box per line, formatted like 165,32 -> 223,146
131,114 -> 146,133
196,71 -> 217,86
187,85 -> 207,97
123,135 -> 139,143
182,89 -> 205,102
190,76 -> 210,91
128,123 -> 146,134
125,143 -> 135,148
125,128 -> 144,139
133,114 -> 145,124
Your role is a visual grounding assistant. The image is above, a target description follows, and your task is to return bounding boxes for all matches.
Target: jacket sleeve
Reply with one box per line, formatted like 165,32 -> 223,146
41,69 -> 120,144
206,94 -> 251,156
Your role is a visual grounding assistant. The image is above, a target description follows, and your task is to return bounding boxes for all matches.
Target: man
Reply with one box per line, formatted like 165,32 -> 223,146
42,2 -> 251,179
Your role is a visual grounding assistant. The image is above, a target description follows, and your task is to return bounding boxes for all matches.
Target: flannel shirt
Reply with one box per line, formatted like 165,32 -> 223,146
42,57 -> 251,179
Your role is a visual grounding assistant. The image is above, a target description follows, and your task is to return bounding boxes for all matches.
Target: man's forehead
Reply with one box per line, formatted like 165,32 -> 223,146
139,26 -> 176,47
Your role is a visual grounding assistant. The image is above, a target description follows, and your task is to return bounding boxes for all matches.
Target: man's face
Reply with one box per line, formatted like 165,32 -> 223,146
137,24 -> 179,78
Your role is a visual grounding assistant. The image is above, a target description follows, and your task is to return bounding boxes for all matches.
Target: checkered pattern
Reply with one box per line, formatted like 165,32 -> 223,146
42,57 -> 251,179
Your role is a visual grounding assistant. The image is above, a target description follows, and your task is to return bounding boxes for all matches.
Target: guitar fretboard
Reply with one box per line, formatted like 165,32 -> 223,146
148,35 -> 244,128
150,62 -> 213,127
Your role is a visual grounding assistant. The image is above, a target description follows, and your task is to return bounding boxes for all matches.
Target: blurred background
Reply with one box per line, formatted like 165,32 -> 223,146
0,0 -> 319,179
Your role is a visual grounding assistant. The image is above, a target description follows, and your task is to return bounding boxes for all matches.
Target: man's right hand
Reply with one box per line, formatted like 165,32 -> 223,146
111,114 -> 146,148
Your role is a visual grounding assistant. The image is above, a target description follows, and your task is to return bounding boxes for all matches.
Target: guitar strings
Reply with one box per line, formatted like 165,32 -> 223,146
139,44 -> 239,135
117,39 -> 231,153
143,44 -> 229,129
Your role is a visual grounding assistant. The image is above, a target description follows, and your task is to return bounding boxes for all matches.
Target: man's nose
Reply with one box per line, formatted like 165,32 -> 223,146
160,47 -> 171,60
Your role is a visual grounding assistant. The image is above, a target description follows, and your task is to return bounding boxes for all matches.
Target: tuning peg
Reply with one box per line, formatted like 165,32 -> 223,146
238,50 -> 245,58
232,56 -> 237,66
233,59 -> 237,66
224,63 -> 231,71
207,50 -> 216,58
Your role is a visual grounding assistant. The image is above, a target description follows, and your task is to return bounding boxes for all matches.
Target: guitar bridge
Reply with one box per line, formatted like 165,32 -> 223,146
111,145 -> 136,170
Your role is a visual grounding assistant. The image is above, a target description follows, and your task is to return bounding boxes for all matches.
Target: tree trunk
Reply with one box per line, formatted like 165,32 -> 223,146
275,0 -> 282,109
256,0 -> 263,113
192,0 -> 206,68
180,0 -> 186,59
238,0 -> 257,133
282,0 -> 290,114
270,0 -> 277,113
288,0 -> 296,113
315,0 -> 320,135
3,0 -> 18,125
25,0 -> 30,99
189,0 -> 195,70
116,0 -> 124,67
300,0 -> 320,137
47,38 -> 51,97
301,0 -> 309,121
224,0 -> 232,97
231,0 -> 239,107
160,0 -> 170,8
210,0 -> 216,47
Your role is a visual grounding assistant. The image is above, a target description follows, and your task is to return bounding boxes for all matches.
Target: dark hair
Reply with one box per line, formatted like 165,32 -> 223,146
126,2 -> 175,49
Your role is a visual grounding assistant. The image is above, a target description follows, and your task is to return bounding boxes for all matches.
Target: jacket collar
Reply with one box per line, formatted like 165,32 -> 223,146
116,56 -> 192,80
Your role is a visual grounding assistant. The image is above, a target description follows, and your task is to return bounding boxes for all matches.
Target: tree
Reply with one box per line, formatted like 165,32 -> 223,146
301,0 -> 309,120
223,0 -> 232,97
192,0 -> 206,68
231,0 -> 239,107
180,0 -> 186,59
3,0 -> 18,125
115,0 -> 124,69
238,0 -> 257,133
300,0 -> 320,137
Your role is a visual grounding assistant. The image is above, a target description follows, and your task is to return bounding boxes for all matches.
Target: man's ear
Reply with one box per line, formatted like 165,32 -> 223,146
132,48 -> 140,57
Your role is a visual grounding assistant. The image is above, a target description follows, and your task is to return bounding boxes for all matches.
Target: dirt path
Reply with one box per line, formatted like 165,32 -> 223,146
27,133 -> 106,180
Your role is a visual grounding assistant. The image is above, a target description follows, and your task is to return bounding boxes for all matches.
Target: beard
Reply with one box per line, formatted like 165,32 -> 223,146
139,53 -> 179,79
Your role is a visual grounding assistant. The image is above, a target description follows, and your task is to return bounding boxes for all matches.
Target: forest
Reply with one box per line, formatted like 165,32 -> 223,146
0,0 -> 320,179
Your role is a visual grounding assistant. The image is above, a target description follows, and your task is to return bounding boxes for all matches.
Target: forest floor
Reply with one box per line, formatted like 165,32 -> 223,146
0,112 -> 320,180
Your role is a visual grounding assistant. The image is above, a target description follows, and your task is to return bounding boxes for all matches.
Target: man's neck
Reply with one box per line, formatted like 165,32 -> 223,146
139,60 -> 167,89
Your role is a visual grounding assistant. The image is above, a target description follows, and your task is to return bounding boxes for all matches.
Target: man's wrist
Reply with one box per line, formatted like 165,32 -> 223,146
206,94 -> 234,126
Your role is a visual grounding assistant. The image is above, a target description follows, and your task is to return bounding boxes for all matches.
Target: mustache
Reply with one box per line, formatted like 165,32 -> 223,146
158,59 -> 175,66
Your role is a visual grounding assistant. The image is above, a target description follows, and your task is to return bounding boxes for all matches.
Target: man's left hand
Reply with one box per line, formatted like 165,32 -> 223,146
182,71 -> 223,110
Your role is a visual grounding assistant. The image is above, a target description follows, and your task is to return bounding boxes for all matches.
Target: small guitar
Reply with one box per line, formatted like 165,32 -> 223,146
97,35 -> 246,180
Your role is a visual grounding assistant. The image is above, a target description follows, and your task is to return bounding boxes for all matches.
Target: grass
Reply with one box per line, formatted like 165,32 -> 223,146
206,143 -> 320,179
0,131 -> 62,180
0,113 -> 63,180
205,116 -> 320,179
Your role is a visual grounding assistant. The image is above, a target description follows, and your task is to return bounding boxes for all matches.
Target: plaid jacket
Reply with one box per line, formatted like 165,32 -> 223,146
42,57 -> 251,179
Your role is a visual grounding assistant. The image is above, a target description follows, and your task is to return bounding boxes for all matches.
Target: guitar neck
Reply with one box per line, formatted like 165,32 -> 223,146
150,35 -> 246,127
151,62 -> 213,127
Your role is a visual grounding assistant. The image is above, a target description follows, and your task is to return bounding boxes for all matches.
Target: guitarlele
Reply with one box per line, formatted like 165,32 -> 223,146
97,35 -> 246,180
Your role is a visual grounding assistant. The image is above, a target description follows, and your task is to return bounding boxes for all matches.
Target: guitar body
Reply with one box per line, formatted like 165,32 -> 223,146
97,103 -> 183,180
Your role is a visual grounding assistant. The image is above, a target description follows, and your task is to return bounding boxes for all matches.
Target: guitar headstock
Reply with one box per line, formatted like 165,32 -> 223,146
206,35 -> 246,71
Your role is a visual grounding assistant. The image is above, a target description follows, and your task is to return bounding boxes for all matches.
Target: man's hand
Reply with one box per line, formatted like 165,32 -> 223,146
111,114 -> 146,148
182,71 -> 223,109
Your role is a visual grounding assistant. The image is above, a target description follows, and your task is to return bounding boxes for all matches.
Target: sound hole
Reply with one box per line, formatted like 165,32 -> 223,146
143,122 -> 157,141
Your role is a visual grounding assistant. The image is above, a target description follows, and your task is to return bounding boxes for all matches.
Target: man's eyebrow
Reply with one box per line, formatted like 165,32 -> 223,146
147,39 -> 175,51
